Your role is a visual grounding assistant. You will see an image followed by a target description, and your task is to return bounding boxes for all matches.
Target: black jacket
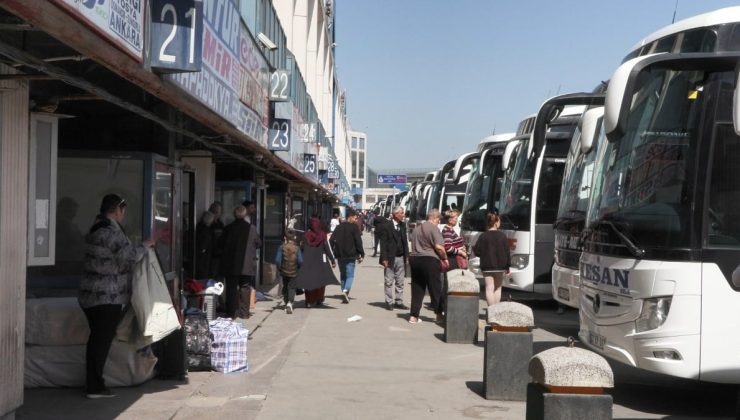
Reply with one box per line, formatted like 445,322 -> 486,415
330,222 -> 364,259
472,230 -> 510,271
377,219 -> 409,264
219,219 -> 252,276
195,221 -> 214,278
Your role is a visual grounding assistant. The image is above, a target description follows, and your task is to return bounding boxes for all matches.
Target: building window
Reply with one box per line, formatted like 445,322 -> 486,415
358,152 -> 365,180
352,136 -> 358,149
351,150 -> 358,178
359,138 -> 365,149
239,0 -> 258,34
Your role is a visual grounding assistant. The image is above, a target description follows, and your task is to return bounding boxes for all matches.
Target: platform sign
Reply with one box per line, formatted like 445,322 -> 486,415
269,70 -> 291,101
268,118 -> 291,151
302,153 -> 317,176
150,0 -> 204,72
377,174 -> 407,184
267,118 -> 293,152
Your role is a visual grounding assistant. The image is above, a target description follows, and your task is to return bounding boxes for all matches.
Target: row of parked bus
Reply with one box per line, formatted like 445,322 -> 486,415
375,7 -> 740,384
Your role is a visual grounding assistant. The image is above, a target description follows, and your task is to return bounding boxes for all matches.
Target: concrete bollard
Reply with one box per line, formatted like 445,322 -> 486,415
526,341 -> 614,420
484,302 -> 534,400
444,269 -> 480,344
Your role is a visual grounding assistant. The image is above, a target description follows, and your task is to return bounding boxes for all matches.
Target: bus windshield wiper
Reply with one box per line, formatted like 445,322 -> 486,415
602,220 -> 645,258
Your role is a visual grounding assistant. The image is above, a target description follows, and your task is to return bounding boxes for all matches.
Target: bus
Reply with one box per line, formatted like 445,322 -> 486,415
496,106 -> 585,295
552,106 -> 605,308
578,7 -> 740,382
460,133 -> 516,278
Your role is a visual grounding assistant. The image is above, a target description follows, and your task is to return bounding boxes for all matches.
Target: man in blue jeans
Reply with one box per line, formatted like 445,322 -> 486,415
329,211 -> 365,303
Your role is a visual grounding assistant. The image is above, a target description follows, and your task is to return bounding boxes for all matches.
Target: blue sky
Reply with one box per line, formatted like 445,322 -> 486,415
335,0 -> 740,170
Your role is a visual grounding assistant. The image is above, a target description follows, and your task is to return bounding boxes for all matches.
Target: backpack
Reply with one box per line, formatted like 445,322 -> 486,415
280,243 -> 299,277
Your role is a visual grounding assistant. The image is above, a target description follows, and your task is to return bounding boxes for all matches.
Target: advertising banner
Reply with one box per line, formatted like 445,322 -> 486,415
50,0 -> 144,60
168,0 -> 267,146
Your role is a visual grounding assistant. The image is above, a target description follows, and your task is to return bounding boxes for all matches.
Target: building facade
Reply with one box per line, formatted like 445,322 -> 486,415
0,0 -> 356,416
348,129 -> 367,208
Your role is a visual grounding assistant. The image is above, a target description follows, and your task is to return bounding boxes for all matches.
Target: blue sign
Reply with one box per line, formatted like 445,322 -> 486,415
377,174 -> 407,184
150,0 -> 204,72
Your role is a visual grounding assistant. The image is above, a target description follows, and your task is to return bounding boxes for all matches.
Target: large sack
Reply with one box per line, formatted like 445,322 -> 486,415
25,297 -> 89,346
24,340 -> 157,388
209,318 -> 249,373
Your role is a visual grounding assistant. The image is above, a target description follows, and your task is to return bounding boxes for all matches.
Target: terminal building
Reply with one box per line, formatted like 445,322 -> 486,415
0,0 -> 359,416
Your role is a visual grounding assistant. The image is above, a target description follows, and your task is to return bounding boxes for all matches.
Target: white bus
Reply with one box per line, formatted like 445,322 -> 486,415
496,106 -> 584,295
552,106 -> 605,308
578,7 -> 740,382
460,133 -> 517,278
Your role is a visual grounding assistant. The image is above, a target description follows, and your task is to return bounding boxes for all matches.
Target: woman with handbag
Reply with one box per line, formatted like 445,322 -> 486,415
472,213 -> 511,306
408,209 -> 447,324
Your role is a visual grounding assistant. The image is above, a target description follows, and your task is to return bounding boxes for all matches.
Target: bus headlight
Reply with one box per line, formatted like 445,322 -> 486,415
636,297 -> 672,333
511,254 -> 529,270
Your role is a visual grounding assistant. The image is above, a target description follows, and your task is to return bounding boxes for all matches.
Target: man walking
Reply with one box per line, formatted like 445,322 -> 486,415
378,206 -> 409,311
329,210 -> 364,303
220,205 -> 257,318
371,208 -> 384,257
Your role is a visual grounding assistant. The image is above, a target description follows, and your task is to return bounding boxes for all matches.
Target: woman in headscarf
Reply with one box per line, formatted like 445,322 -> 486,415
294,216 -> 338,307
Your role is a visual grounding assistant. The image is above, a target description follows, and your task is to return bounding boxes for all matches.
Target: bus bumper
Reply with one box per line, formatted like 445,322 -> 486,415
552,265 -> 580,308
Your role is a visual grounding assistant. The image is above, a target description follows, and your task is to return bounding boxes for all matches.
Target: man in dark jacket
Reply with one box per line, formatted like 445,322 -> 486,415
377,206 -> 409,310
219,205 -> 252,318
371,208 -> 384,257
329,211 -> 364,303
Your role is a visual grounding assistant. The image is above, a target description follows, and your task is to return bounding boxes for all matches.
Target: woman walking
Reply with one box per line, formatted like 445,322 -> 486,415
294,217 -> 338,307
472,213 -> 511,306
408,209 -> 447,324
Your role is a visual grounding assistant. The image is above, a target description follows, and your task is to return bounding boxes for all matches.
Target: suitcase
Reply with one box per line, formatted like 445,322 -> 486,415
152,328 -> 187,380
184,312 -> 213,371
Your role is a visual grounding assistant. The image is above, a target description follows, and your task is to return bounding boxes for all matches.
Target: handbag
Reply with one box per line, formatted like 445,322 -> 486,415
455,254 -> 468,270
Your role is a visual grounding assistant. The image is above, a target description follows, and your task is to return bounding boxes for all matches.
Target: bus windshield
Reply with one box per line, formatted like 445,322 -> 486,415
587,67 -> 706,250
499,139 -> 534,230
461,154 -> 503,231
557,123 -> 603,223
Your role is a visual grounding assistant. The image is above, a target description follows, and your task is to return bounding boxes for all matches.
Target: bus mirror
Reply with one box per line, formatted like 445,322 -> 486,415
604,55 -> 656,142
733,265 -> 740,288
502,141 -> 519,171
580,107 -> 605,154
734,69 -> 740,136
533,93 -> 605,158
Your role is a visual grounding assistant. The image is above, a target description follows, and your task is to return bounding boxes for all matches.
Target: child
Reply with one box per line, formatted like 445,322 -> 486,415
275,229 -> 303,314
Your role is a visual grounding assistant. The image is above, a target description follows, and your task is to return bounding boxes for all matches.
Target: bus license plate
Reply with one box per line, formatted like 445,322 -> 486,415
588,332 -> 605,350
557,287 -> 570,301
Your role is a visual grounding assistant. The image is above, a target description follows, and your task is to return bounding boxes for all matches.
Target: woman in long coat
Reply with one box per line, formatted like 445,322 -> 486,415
294,217 -> 338,307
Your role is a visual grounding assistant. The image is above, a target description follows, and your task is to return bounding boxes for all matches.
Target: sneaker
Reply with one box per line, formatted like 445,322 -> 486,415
386,302 -> 394,311
408,317 -> 422,324
341,290 -> 350,304
86,388 -> 116,399
285,303 -> 293,314
394,303 -> 409,310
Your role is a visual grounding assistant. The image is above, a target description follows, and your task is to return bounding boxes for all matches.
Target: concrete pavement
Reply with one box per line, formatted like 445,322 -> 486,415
17,233 -> 739,419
